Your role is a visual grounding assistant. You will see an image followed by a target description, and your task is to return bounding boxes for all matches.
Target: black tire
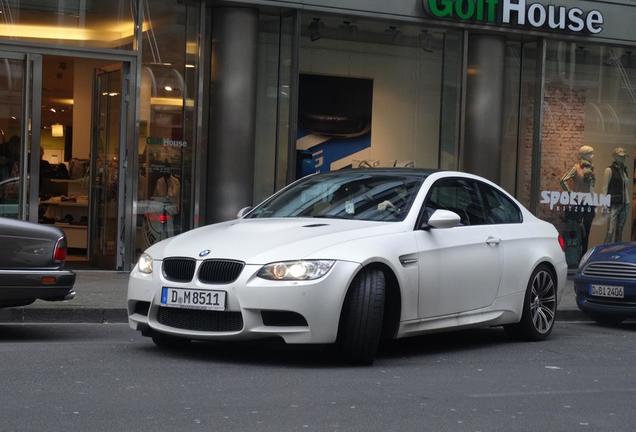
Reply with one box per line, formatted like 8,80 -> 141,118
337,268 -> 386,365
589,314 -> 624,326
505,264 -> 557,341
151,332 -> 191,349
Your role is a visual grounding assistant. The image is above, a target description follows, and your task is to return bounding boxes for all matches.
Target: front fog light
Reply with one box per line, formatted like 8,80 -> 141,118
138,253 -> 153,274
258,260 -> 335,281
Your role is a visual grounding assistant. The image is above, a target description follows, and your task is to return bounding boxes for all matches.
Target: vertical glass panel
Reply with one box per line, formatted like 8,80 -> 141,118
516,42 -> 538,210
0,0 -> 135,49
253,13 -> 295,204
537,41 -> 636,268
253,15 -> 282,205
296,14 -> 455,177
439,31 -> 463,171
136,0 -> 198,253
499,41 -> 522,195
90,69 -> 122,269
276,15 -> 294,191
0,56 -> 23,219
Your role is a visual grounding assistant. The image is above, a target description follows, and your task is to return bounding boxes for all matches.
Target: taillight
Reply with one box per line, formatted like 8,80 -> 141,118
558,234 -> 566,251
53,237 -> 68,262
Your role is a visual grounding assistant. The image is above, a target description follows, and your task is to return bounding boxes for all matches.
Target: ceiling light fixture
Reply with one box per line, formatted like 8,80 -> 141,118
164,86 -> 173,92
51,123 -> 64,137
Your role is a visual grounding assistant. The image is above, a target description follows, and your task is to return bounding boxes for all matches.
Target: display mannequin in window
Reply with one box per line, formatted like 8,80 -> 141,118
603,147 -> 630,243
560,145 -> 595,254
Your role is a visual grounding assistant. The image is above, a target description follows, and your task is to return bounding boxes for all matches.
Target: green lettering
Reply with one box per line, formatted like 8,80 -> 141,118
476,0 -> 484,20
455,0 -> 475,20
428,0 -> 454,17
486,0 -> 499,22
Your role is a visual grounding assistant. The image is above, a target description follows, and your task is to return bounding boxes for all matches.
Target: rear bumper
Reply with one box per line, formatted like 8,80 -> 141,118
0,270 -> 76,302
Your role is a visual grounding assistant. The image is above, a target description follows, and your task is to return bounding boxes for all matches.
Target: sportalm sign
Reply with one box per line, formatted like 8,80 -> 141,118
423,0 -> 604,34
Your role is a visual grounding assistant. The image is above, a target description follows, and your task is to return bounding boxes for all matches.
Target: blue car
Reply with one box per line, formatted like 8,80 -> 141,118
575,243 -> 636,324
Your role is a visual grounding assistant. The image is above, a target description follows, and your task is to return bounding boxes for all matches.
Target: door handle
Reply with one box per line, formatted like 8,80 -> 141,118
486,237 -> 501,246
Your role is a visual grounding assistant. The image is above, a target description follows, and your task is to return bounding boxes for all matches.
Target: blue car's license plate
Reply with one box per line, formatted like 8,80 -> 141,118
590,284 -> 624,299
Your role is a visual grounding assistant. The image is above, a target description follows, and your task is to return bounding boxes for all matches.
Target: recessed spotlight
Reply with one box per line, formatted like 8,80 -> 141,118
49,108 -> 56,113
185,64 -> 195,69
164,86 -> 173,92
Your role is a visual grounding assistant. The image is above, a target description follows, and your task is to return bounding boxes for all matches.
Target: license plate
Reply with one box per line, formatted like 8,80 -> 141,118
590,284 -> 624,299
161,287 -> 226,311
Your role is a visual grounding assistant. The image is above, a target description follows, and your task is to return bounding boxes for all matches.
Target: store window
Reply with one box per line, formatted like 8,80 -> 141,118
537,41 -> 636,268
136,1 -> 200,252
0,0 -> 135,50
295,14 -> 461,176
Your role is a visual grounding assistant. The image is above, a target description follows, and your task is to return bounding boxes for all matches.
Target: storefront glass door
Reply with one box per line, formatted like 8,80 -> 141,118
89,66 -> 126,269
0,50 -> 40,222
0,53 -> 25,218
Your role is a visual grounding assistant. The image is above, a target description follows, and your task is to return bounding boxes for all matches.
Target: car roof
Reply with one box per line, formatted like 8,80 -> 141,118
316,168 -> 440,178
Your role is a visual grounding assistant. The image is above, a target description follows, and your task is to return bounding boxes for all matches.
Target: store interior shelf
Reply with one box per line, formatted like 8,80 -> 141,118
40,200 -> 88,207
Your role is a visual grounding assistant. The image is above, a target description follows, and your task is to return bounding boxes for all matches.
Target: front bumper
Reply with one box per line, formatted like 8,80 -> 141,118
574,276 -> 636,318
0,269 -> 76,303
127,260 -> 361,344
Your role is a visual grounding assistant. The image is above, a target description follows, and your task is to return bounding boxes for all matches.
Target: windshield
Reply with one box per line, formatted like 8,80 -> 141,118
248,172 -> 425,222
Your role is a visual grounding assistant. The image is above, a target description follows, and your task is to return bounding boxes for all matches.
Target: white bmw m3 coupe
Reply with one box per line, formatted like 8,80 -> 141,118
128,169 -> 567,364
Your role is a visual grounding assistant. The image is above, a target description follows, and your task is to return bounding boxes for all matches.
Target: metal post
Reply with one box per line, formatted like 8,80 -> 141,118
206,7 -> 259,223
463,34 -> 505,182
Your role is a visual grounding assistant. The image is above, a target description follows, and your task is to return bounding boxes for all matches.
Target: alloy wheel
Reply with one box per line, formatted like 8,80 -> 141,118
529,270 -> 556,334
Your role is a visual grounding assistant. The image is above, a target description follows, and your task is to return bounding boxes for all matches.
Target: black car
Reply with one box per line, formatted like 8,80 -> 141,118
0,217 -> 76,308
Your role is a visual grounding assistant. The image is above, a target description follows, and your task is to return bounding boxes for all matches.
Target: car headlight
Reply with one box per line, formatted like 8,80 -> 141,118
138,253 -> 154,274
257,260 -> 335,281
578,247 -> 596,272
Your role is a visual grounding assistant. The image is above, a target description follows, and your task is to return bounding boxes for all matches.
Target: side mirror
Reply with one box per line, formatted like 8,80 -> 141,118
236,206 -> 253,219
426,209 -> 461,229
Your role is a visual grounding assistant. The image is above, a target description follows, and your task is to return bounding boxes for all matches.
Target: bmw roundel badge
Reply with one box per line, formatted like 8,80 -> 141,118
199,249 -> 211,257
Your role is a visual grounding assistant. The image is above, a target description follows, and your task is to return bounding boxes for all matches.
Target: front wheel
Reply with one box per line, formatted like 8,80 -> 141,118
505,265 -> 557,341
337,269 -> 386,365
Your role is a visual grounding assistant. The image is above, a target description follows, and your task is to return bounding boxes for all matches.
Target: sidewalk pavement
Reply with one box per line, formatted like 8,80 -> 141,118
0,271 -> 587,323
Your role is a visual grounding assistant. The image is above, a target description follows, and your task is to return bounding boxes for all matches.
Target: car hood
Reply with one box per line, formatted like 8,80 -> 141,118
592,242 -> 636,262
147,218 -> 404,264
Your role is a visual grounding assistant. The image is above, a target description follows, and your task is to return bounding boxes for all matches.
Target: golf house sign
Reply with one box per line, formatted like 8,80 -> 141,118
423,0 -> 604,34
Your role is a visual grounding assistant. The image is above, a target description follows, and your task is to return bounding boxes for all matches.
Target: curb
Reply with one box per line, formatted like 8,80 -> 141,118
0,307 -> 589,324
0,308 -> 128,323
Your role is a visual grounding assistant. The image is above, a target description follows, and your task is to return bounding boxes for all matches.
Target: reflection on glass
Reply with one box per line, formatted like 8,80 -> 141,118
296,14 -> 452,178
537,41 -> 636,267
136,1 -> 198,253
248,172 -> 425,222
0,57 -> 23,219
0,0 -> 135,49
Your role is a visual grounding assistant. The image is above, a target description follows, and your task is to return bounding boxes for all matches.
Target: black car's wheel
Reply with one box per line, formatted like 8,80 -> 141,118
337,268 -> 385,365
506,264 -> 557,341
589,314 -> 624,326
151,332 -> 191,349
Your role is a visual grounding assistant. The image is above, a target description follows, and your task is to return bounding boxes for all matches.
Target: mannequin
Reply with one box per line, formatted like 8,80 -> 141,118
603,147 -> 630,243
560,145 -> 595,252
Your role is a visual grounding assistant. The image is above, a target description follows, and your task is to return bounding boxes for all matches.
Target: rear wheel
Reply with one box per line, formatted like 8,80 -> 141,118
337,269 -> 386,365
151,332 -> 191,349
505,264 -> 557,341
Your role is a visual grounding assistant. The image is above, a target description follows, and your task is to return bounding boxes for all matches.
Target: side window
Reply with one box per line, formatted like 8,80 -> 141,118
478,183 -> 522,224
424,178 -> 486,226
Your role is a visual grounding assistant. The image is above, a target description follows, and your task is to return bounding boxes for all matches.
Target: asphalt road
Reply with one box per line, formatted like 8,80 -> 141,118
1,322 -> 635,432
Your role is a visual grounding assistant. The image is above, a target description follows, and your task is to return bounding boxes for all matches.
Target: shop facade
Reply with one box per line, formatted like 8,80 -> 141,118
0,0 -> 635,270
